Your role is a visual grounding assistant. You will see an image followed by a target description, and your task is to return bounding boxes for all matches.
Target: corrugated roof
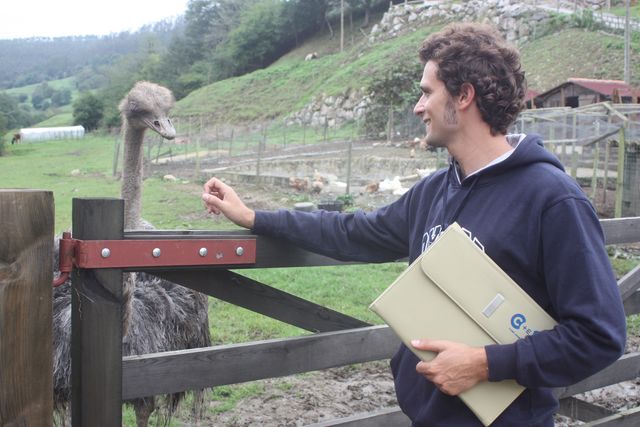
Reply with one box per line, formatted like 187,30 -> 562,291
567,77 -> 638,97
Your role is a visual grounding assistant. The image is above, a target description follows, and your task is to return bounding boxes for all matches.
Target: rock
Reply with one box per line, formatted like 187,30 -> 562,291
294,202 -> 315,212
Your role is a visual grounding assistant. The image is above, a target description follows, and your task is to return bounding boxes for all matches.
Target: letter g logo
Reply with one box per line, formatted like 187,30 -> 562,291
511,313 -> 526,329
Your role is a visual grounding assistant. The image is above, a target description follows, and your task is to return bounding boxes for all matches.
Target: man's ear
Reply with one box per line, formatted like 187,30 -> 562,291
457,83 -> 475,110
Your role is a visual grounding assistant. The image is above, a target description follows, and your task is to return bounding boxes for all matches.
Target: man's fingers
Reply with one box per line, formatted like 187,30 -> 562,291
203,177 -> 220,194
411,339 -> 449,353
202,192 -> 224,210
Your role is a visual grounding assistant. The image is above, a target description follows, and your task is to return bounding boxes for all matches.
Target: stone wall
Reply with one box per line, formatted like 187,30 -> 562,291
285,88 -> 371,128
369,0 -> 555,45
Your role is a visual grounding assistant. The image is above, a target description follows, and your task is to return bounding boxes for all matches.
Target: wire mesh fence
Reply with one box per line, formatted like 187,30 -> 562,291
128,103 -> 639,218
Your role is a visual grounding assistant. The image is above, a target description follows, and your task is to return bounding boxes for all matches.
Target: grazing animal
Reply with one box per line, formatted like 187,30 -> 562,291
304,52 -> 318,61
11,133 -> 20,144
53,81 -> 211,427
289,176 -> 309,191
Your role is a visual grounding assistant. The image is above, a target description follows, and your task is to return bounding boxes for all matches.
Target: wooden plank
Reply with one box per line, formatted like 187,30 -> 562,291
72,198 -> 124,427
557,397 -> 614,422
623,290 -> 640,316
583,406 -> 640,427
618,264 -> 640,301
154,270 -> 369,332
122,325 -> 399,399
306,407 -> 410,427
127,230 -> 349,268
601,217 -> 640,245
555,352 -> 640,398
0,190 -> 53,426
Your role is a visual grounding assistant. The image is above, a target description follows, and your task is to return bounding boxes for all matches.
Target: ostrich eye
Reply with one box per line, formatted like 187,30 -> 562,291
168,119 -> 172,125
153,120 -> 160,127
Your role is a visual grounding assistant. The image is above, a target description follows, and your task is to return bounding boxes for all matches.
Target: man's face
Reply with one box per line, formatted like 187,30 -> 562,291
413,61 -> 458,148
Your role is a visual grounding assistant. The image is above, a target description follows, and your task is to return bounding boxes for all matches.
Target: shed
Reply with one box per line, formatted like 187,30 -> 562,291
531,78 -> 639,109
20,126 -> 85,142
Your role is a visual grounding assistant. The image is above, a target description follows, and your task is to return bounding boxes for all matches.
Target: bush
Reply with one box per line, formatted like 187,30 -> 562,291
363,59 -> 422,138
72,92 -> 104,131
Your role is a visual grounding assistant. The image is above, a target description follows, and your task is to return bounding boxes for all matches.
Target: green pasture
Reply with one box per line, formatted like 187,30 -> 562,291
5,76 -> 78,104
2,135 -> 637,425
2,134 -> 401,425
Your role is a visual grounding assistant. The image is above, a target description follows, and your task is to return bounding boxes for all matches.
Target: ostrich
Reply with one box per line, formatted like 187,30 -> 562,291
53,81 -> 211,426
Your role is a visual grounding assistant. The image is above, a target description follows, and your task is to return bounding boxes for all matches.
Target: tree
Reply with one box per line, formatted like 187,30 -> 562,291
51,89 -> 72,107
31,82 -> 54,110
0,92 -> 34,129
73,93 -> 104,131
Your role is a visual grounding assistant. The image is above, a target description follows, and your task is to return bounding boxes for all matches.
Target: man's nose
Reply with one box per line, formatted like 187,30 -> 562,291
414,95 -> 425,116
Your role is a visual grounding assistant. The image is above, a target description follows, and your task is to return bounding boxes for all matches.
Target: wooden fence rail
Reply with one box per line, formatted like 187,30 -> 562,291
3,194 -> 637,426
68,196 -> 640,427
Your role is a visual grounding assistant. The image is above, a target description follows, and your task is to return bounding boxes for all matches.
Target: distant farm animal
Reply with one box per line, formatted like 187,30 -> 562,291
289,176 -> 309,191
305,52 -> 318,61
53,81 -> 211,426
11,133 -> 20,144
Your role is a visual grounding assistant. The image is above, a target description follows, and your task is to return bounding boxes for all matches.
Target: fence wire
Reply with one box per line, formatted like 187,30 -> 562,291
135,103 -> 639,218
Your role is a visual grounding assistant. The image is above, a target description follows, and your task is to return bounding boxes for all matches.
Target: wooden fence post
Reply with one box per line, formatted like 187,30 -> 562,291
615,127 -> 626,218
0,190 -> 53,426
71,198 -> 124,427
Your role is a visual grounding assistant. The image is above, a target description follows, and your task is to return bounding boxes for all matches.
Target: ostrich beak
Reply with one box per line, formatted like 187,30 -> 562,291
145,117 -> 176,140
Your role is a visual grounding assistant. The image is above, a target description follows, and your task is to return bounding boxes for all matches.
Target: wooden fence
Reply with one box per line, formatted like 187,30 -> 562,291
1,193 -> 639,426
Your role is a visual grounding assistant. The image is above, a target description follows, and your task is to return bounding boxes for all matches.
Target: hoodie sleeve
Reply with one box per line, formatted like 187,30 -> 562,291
485,196 -> 627,387
252,189 -> 416,263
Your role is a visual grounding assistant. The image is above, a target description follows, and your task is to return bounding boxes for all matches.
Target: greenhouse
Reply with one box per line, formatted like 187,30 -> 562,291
19,126 -> 85,142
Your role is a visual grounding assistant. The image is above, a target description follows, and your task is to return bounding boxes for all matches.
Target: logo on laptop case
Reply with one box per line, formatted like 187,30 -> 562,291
509,313 -> 536,339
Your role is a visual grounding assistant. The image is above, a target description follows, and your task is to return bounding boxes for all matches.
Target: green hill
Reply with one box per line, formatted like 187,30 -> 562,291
520,28 -> 640,92
174,23 -> 640,123
173,25 -> 435,121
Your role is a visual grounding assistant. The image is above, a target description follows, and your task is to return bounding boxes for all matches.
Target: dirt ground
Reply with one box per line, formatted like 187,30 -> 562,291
149,142 -> 639,426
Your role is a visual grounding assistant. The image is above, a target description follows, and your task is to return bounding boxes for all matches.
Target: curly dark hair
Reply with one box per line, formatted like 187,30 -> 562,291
418,23 -> 526,135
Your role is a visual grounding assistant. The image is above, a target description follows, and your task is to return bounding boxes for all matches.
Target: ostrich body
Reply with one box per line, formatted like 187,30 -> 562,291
53,82 -> 211,426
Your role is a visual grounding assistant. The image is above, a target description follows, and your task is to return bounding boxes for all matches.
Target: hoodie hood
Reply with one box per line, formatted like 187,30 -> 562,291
438,133 -> 567,238
451,133 -> 565,186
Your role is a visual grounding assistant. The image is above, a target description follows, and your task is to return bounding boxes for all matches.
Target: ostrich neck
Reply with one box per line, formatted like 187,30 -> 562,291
121,123 -> 145,230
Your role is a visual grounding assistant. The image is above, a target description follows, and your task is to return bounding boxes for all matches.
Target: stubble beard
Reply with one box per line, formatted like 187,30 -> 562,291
425,97 -> 458,149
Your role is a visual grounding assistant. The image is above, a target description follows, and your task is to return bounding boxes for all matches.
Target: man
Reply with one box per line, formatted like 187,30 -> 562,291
202,23 -> 626,426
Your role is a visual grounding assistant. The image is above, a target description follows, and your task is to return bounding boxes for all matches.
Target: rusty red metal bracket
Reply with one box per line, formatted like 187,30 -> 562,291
53,232 -> 256,287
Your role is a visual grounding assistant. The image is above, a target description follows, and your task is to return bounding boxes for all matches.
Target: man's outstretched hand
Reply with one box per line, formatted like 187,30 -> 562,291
202,177 -> 255,229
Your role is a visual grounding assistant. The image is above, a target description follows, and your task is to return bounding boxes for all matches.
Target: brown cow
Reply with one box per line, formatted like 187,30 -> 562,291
11,133 -> 20,145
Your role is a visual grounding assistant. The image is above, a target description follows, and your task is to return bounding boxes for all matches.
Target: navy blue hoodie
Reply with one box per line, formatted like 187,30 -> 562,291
253,134 -> 626,426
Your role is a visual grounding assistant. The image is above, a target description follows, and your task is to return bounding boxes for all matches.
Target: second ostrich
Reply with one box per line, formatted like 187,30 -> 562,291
53,81 -> 211,426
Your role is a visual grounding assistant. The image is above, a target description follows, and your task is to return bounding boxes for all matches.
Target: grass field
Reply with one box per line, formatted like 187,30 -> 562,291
2,135 -> 638,426
1,135 -> 401,425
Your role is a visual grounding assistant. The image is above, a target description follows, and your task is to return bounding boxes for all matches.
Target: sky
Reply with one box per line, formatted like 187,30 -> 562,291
0,0 -> 189,40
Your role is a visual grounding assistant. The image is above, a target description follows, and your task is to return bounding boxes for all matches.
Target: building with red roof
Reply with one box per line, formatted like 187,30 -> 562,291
530,78 -> 639,108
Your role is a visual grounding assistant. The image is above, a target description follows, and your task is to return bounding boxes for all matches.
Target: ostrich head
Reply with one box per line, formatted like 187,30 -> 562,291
118,81 -> 176,140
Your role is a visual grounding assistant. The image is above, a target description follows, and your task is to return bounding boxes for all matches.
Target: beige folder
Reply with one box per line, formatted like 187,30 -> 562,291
369,223 -> 557,426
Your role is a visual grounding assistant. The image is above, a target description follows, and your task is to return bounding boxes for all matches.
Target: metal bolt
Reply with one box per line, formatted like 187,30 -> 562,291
101,248 -> 111,258
199,248 -> 208,257
236,247 -> 244,256
152,248 -> 161,258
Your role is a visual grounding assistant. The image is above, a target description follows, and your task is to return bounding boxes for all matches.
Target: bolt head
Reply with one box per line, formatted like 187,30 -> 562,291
236,247 -> 244,256
101,248 -> 111,258
152,248 -> 161,258
199,248 -> 208,257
